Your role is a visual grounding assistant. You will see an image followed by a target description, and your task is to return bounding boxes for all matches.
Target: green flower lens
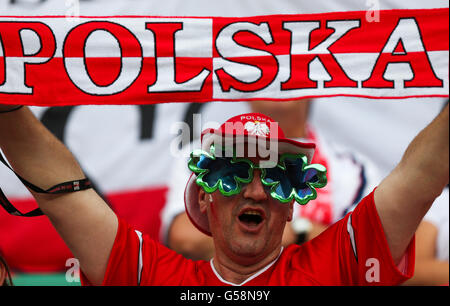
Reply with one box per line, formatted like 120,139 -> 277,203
188,150 -> 253,196
197,156 -> 251,193
262,154 -> 327,204
188,150 -> 326,205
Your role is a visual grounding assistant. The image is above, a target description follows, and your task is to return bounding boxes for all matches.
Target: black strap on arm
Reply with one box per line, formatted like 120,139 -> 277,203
0,152 -> 92,217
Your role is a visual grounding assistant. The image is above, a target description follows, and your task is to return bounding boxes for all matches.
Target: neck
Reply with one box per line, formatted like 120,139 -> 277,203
211,246 -> 283,285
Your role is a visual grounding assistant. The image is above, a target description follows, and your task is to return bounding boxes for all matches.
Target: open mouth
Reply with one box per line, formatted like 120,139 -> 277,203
238,208 -> 265,230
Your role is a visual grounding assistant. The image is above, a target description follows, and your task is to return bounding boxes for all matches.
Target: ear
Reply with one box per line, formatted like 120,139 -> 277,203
198,189 -> 211,214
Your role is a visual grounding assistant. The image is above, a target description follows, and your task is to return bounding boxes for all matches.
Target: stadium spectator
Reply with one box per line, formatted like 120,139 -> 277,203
161,99 -> 382,260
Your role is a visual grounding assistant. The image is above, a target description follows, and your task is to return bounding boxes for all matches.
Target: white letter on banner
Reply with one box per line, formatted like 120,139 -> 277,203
379,18 -> 422,87
0,23 -> 55,94
281,20 -> 360,90
362,18 -> 443,89
146,22 -> 210,93
285,20 -> 360,56
215,22 -> 274,84
64,24 -> 142,96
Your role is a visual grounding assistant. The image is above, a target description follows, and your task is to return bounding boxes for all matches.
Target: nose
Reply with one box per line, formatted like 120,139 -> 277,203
242,170 -> 268,202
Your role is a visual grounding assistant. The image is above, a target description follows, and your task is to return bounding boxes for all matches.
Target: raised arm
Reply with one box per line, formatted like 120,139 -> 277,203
0,105 -> 118,285
374,103 -> 449,264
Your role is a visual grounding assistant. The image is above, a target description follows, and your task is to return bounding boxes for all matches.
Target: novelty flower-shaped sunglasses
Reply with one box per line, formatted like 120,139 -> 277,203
187,147 -> 327,205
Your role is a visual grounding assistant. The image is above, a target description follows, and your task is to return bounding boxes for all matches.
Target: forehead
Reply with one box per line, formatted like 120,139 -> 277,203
216,142 -> 280,168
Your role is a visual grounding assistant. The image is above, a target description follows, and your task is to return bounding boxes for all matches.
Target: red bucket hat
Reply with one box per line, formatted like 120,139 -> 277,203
184,112 -> 316,236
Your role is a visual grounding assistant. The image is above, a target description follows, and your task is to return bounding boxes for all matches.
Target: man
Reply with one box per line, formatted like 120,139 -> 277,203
162,100 -> 382,260
0,103 -> 448,285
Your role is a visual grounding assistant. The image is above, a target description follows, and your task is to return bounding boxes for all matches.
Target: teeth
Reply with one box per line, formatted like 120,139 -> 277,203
239,209 -> 264,225
244,210 -> 261,216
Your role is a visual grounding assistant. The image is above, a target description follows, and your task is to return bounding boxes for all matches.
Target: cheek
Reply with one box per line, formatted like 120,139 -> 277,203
208,197 -> 240,237
209,200 -> 232,228
209,201 -> 219,221
270,204 -> 292,227
208,201 -> 236,241
209,193 -> 237,223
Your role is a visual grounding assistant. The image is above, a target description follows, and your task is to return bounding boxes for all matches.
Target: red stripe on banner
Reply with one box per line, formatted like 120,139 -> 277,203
0,56 -> 214,105
210,93 -> 449,101
218,50 -> 444,91
212,8 -> 449,57
0,57 -> 4,85
84,57 -> 123,87
215,55 -> 280,92
362,51 -> 444,88
281,53 -> 358,90
0,186 -> 167,272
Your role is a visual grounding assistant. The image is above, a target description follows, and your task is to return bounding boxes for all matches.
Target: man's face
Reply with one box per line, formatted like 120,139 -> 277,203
198,156 -> 293,265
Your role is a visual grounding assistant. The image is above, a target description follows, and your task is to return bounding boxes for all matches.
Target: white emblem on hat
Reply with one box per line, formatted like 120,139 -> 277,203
244,121 -> 270,136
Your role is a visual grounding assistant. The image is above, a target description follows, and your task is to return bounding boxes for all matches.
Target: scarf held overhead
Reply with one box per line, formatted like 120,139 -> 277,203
0,8 -> 448,106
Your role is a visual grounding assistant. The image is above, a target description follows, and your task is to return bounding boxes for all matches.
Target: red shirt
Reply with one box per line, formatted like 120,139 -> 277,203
82,190 -> 414,286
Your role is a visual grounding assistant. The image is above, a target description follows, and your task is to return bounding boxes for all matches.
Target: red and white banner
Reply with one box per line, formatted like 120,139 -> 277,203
0,0 -> 448,274
0,8 -> 448,106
